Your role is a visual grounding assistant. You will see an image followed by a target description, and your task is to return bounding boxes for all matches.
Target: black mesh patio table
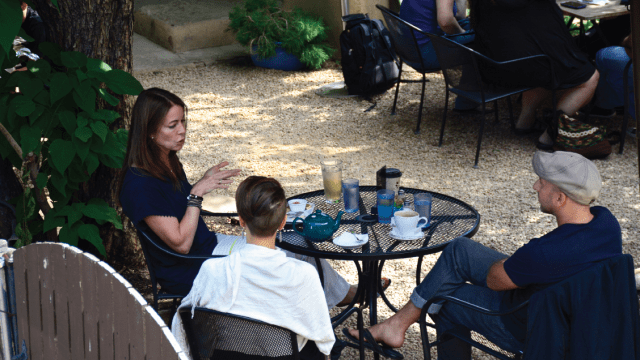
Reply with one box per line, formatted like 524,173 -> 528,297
276,186 -> 480,359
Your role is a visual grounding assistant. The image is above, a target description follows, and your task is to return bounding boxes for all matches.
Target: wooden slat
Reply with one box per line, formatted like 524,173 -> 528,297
96,262 -> 115,360
52,244 -> 71,360
127,288 -> 147,360
40,244 -> 58,358
13,247 -> 30,360
65,246 -> 85,360
144,306 -> 165,360
12,243 -> 182,360
112,273 -> 131,360
26,244 -> 43,359
161,327 -> 187,360
81,253 -> 99,360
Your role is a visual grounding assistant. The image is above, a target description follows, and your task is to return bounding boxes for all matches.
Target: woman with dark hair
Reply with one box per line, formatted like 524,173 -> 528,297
172,176 -> 335,358
119,88 -> 241,296
469,0 -> 599,147
119,88 -> 357,306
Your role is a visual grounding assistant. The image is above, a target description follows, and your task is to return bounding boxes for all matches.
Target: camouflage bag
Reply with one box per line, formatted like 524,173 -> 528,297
552,113 -> 611,159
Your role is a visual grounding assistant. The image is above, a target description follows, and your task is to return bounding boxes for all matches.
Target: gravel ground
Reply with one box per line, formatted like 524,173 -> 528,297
136,61 -> 640,359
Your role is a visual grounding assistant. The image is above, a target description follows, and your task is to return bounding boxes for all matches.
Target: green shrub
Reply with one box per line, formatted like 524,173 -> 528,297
0,43 -> 143,256
228,0 -> 335,69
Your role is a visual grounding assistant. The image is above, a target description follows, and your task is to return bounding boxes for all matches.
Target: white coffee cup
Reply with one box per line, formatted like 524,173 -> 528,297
391,210 -> 428,236
288,199 -> 307,212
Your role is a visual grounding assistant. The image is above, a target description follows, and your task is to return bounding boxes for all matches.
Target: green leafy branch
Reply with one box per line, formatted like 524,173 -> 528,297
0,42 -> 142,257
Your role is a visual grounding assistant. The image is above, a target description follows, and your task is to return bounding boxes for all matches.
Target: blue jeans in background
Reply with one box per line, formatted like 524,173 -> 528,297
410,237 -> 524,360
594,46 -> 635,120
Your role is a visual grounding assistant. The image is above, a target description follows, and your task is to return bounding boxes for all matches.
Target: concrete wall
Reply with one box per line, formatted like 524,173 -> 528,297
282,0 -> 400,57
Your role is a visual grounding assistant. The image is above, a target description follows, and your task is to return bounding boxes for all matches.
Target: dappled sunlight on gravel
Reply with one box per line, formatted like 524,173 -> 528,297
137,62 -> 640,360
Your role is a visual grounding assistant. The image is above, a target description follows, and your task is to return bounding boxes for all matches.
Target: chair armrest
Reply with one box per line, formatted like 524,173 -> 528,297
201,209 -> 238,217
444,30 -> 476,39
137,226 -> 226,260
421,295 -> 529,320
477,53 -> 557,89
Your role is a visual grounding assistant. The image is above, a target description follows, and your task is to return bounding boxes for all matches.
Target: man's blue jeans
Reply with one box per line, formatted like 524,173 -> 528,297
410,237 -> 524,359
594,46 -> 635,120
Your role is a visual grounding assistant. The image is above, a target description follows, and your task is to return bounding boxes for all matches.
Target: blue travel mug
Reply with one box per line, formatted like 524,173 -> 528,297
377,189 -> 395,224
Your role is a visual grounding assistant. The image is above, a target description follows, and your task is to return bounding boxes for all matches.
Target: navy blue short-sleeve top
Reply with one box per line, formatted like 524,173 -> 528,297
501,206 -> 622,342
120,167 -> 217,295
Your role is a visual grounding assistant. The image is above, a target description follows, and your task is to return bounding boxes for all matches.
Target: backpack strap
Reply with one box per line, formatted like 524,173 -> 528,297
370,19 -> 399,67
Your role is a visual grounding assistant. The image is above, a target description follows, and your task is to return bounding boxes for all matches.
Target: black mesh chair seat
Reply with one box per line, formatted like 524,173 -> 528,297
179,307 -> 300,360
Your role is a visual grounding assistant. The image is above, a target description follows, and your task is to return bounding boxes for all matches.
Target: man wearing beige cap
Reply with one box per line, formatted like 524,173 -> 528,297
346,151 -> 622,360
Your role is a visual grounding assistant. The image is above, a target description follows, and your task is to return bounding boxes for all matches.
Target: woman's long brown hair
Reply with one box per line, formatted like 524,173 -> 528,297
118,88 -> 188,199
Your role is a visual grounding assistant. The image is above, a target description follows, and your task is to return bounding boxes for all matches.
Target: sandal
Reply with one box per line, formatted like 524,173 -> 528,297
341,328 -> 404,359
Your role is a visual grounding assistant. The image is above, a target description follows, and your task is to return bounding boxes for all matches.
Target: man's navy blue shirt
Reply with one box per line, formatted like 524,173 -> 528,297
501,206 -> 622,342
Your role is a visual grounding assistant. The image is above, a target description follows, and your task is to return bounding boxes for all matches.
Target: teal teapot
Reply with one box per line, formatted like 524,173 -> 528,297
293,210 -> 344,242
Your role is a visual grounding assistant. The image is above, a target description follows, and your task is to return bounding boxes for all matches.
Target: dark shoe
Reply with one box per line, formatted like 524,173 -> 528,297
341,328 -> 404,360
579,105 -> 616,118
628,128 -> 637,138
536,140 -> 554,151
513,127 -> 541,136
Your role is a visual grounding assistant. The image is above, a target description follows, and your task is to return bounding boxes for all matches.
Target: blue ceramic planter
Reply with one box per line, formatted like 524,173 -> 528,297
250,43 -> 305,71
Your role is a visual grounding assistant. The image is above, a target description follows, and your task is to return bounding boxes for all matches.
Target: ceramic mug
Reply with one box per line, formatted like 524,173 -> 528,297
288,199 -> 308,212
391,210 -> 428,236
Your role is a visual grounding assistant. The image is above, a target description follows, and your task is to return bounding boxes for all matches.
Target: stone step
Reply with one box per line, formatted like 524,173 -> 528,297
134,0 -> 242,53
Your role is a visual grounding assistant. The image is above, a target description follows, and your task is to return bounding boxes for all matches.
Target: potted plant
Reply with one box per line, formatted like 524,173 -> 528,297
228,0 -> 335,70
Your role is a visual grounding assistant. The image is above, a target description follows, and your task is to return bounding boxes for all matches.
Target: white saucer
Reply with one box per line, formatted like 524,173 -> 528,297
286,203 -> 315,223
333,232 -> 369,249
389,229 -> 424,241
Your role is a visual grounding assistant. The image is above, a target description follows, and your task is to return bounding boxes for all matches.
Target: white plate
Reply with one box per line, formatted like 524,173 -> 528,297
333,232 -> 369,249
286,203 -> 315,223
389,229 -> 424,241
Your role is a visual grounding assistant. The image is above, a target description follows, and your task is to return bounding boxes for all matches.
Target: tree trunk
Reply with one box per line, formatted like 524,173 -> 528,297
31,0 -> 145,270
0,157 -> 22,241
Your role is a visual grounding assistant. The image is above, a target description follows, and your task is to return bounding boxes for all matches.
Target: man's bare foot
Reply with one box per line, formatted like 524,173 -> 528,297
347,320 -> 406,348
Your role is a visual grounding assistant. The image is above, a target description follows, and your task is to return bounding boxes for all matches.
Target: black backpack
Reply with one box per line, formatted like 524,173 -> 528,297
340,14 -> 399,96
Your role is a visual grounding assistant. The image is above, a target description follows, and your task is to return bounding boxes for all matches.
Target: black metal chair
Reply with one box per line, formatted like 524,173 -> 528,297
377,5 -> 468,135
619,59 -> 634,154
426,33 -> 557,167
419,254 -> 640,360
136,216 -> 229,310
179,307 -> 301,360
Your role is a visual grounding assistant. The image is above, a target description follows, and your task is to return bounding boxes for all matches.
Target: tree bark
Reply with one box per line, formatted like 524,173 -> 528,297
31,0 -> 145,269
0,157 -> 22,240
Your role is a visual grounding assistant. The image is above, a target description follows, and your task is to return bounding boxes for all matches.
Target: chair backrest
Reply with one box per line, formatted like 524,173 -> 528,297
376,5 -> 429,71
179,307 -> 300,360
524,254 -> 640,360
425,34 -> 486,94
137,223 -> 220,308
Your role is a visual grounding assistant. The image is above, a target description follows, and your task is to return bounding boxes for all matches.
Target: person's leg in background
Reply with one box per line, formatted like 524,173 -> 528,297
450,17 -> 480,111
520,70 -> 599,146
285,251 -> 352,309
593,46 -> 633,116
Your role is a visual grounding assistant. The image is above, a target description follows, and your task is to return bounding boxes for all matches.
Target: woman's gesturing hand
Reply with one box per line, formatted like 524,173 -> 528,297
191,161 -> 242,196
